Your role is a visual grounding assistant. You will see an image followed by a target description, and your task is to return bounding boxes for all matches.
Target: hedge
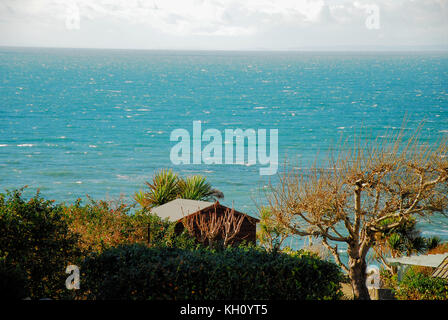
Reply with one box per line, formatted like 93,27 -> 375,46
62,198 -> 196,253
79,244 -> 343,300
0,190 -> 80,299
0,258 -> 28,299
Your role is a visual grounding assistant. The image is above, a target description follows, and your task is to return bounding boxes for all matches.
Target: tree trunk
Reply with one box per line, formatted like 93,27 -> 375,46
349,183 -> 371,300
348,257 -> 371,300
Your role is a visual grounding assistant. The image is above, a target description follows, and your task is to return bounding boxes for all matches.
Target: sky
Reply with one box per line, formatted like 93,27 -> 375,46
0,0 -> 447,50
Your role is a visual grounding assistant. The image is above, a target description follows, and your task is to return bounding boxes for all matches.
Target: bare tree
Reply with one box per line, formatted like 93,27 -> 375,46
222,208 -> 245,246
181,204 -> 245,247
195,207 -> 224,246
266,128 -> 448,300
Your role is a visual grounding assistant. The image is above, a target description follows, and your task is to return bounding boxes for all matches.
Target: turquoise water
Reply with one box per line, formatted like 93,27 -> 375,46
1,47 -> 448,244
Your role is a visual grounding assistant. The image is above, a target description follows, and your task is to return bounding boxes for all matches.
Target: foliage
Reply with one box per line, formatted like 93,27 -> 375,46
380,268 -> 398,290
373,217 -> 437,271
141,169 -> 180,208
133,190 -> 147,208
178,175 -> 223,201
301,237 -> 331,261
0,257 -> 28,299
0,189 -> 80,299
0,189 -> 199,299
63,198 -> 197,253
135,169 -> 223,208
394,267 -> 448,300
257,206 -> 290,251
78,244 -> 344,300
426,236 -> 442,251
147,215 -> 198,250
428,242 -> 448,254
63,197 -> 148,253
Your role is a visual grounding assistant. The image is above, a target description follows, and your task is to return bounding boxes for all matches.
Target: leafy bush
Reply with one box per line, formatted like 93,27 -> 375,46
257,206 -> 290,251
394,267 -> 448,300
380,269 -> 398,290
79,244 -> 343,300
0,189 -> 80,299
63,198 -> 196,253
63,197 -> 148,253
0,258 -> 28,299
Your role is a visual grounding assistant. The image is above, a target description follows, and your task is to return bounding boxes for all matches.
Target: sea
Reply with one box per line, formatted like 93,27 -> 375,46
1,47 -> 448,252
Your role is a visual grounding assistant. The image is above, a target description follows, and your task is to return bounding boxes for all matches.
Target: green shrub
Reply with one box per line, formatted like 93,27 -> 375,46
141,210 -> 197,250
0,258 -> 28,299
394,267 -> 448,300
78,244 -> 343,300
63,199 -> 197,253
380,269 -> 398,290
0,189 -> 80,299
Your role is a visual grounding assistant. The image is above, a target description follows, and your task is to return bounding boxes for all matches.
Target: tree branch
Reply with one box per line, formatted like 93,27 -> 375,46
321,237 -> 349,273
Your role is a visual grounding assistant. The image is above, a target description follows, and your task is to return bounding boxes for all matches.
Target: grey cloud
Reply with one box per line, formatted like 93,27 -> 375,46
0,0 -> 446,50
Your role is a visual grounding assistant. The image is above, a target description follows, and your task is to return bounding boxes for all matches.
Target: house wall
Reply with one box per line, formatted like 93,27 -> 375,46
176,205 -> 258,246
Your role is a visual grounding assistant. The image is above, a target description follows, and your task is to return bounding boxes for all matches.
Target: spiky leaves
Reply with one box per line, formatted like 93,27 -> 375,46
135,170 -> 224,208
141,169 -> 180,208
178,175 -> 224,202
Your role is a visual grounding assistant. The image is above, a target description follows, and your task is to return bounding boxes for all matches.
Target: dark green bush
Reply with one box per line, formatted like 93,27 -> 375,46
0,258 -> 28,299
0,189 -> 80,299
79,244 -> 343,300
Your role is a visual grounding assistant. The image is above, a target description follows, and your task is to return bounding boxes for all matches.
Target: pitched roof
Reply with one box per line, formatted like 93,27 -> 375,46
151,199 -> 216,222
432,256 -> 448,279
151,199 -> 260,223
386,253 -> 448,268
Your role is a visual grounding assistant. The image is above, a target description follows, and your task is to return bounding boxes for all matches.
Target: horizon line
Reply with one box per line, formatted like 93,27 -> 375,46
1,44 -> 448,53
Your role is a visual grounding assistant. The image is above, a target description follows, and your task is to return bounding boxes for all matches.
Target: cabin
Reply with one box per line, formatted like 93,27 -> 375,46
151,199 -> 259,246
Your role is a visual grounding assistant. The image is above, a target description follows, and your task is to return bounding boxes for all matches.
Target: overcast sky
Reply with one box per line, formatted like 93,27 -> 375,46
0,0 -> 447,50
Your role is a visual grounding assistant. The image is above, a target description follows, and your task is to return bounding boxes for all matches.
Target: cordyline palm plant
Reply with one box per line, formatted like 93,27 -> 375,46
178,175 -> 224,201
134,169 -> 180,208
134,169 -> 223,208
372,216 -> 435,272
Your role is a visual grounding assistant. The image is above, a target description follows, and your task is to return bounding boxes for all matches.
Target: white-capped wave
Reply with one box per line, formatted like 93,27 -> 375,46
116,174 -> 130,180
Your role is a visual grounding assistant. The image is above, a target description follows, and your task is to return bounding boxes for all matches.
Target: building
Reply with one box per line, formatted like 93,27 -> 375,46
151,199 -> 259,245
386,253 -> 448,281
432,255 -> 448,280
